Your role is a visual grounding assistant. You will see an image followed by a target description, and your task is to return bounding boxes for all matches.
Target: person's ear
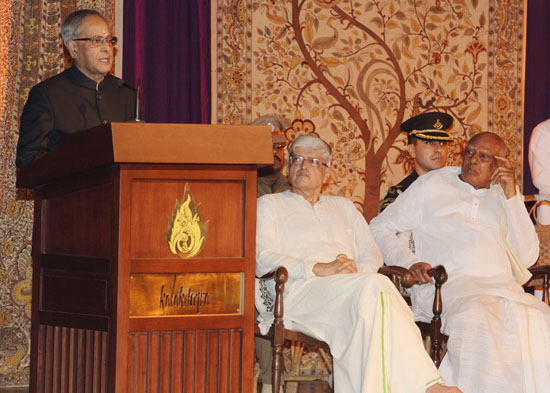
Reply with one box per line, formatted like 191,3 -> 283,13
66,40 -> 77,58
407,143 -> 417,158
322,166 -> 331,183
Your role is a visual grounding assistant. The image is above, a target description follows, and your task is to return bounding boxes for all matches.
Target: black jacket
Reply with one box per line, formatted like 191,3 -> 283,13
16,65 -> 136,168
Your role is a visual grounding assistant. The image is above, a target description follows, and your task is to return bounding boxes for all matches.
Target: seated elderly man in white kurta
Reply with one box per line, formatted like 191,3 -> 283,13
256,135 -> 461,393
370,132 -> 550,393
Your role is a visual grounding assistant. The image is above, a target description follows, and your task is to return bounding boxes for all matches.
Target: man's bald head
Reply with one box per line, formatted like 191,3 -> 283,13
460,132 -> 508,189
468,132 -> 508,156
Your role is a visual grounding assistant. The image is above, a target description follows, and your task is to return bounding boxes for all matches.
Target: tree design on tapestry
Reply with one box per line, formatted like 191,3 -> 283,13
252,0 -> 487,219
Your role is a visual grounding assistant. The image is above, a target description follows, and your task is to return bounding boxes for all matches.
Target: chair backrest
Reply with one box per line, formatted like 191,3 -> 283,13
524,196 -> 550,304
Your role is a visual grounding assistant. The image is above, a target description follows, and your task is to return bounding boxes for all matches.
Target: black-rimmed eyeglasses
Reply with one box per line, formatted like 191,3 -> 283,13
72,35 -> 118,47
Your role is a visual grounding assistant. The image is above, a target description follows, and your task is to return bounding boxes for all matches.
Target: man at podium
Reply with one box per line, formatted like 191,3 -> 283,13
16,9 -> 136,168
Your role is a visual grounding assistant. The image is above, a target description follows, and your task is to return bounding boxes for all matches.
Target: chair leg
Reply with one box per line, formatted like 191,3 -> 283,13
430,315 -> 442,368
430,266 -> 446,367
543,273 -> 549,306
272,343 -> 283,393
272,267 -> 288,393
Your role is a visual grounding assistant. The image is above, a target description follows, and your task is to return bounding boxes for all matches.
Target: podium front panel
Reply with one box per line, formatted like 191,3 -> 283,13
116,164 -> 256,393
30,163 -> 257,393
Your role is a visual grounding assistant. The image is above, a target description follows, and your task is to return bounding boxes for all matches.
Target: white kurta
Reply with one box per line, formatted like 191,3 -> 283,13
370,166 -> 550,393
256,190 -> 443,393
529,119 -> 550,224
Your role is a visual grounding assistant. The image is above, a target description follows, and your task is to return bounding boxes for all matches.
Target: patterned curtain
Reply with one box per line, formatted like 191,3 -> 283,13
212,0 -> 525,221
0,1 -> 115,387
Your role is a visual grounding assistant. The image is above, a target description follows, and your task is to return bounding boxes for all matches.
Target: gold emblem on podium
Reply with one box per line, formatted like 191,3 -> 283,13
166,184 -> 209,258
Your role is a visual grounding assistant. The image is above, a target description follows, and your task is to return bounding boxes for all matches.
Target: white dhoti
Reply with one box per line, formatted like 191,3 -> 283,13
438,294 -> 550,393
370,166 -> 549,392
283,273 -> 442,393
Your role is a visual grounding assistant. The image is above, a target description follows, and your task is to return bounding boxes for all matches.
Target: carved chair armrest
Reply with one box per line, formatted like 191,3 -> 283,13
427,265 -> 448,286
272,267 -> 289,320
527,265 -> 550,305
377,264 -> 448,289
378,265 -> 416,288
378,264 -> 448,367
258,270 -> 276,280
528,265 -> 550,276
256,266 -> 289,326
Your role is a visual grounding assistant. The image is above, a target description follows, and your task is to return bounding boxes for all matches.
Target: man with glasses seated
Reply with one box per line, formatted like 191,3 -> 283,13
16,9 -> 136,168
371,132 -> 550,393
256,134 -> 461,393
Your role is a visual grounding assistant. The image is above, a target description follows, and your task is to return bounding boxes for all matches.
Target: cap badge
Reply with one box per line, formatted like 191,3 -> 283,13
433,119 -> 443,130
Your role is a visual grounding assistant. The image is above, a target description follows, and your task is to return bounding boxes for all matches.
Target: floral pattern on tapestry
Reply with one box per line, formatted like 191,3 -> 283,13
213,0 -> 524,221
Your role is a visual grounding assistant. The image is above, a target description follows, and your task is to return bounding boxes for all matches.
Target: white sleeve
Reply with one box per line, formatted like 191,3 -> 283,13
504,191 -> 540,268
369,180 -> 423,268
529,121 -> 550,193
255,196 -> 316,280
351,204 -> 384,273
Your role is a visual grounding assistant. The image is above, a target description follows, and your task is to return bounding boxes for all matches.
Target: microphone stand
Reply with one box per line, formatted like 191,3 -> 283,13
134,77 -> 144,122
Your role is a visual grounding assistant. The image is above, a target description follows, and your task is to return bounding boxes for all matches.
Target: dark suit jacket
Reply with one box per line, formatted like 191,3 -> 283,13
16,65 -> 136,168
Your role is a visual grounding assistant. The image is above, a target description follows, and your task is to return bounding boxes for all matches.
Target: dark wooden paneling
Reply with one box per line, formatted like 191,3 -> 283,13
41,275 -> 107,315
35,326 -> 108,393
128,330 -> 243,393
39,312 -> 108,332
41,182 -> 113,258
41,254 -> 110,275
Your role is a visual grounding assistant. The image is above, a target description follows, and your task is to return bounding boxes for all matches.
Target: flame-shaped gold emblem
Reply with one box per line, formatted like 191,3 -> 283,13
433,119 -> 443,129
166,184 -> 209,258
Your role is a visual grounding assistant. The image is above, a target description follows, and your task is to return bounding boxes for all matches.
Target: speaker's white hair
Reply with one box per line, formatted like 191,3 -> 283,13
62,9 -> 108,46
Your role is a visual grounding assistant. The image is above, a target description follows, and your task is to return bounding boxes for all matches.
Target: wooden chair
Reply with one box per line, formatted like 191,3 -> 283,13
379,264 -> 448,367
525,265 -> 550,305
254,265 -> 448,393
524,195 -> 550,304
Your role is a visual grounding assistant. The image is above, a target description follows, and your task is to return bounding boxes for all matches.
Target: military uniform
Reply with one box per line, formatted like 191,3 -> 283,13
379,171 -> 419,213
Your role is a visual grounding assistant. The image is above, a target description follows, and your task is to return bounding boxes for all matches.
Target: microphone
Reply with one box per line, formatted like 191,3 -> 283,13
134,77 -> 142,122
118,78 -> 143,123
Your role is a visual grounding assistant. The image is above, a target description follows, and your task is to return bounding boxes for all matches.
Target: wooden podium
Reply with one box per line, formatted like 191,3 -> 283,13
17,123 -> 273,393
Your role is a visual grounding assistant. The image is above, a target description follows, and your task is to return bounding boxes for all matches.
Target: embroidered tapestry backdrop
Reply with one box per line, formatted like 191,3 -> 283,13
212,0 -> 525,220
0,1 -> 115,387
